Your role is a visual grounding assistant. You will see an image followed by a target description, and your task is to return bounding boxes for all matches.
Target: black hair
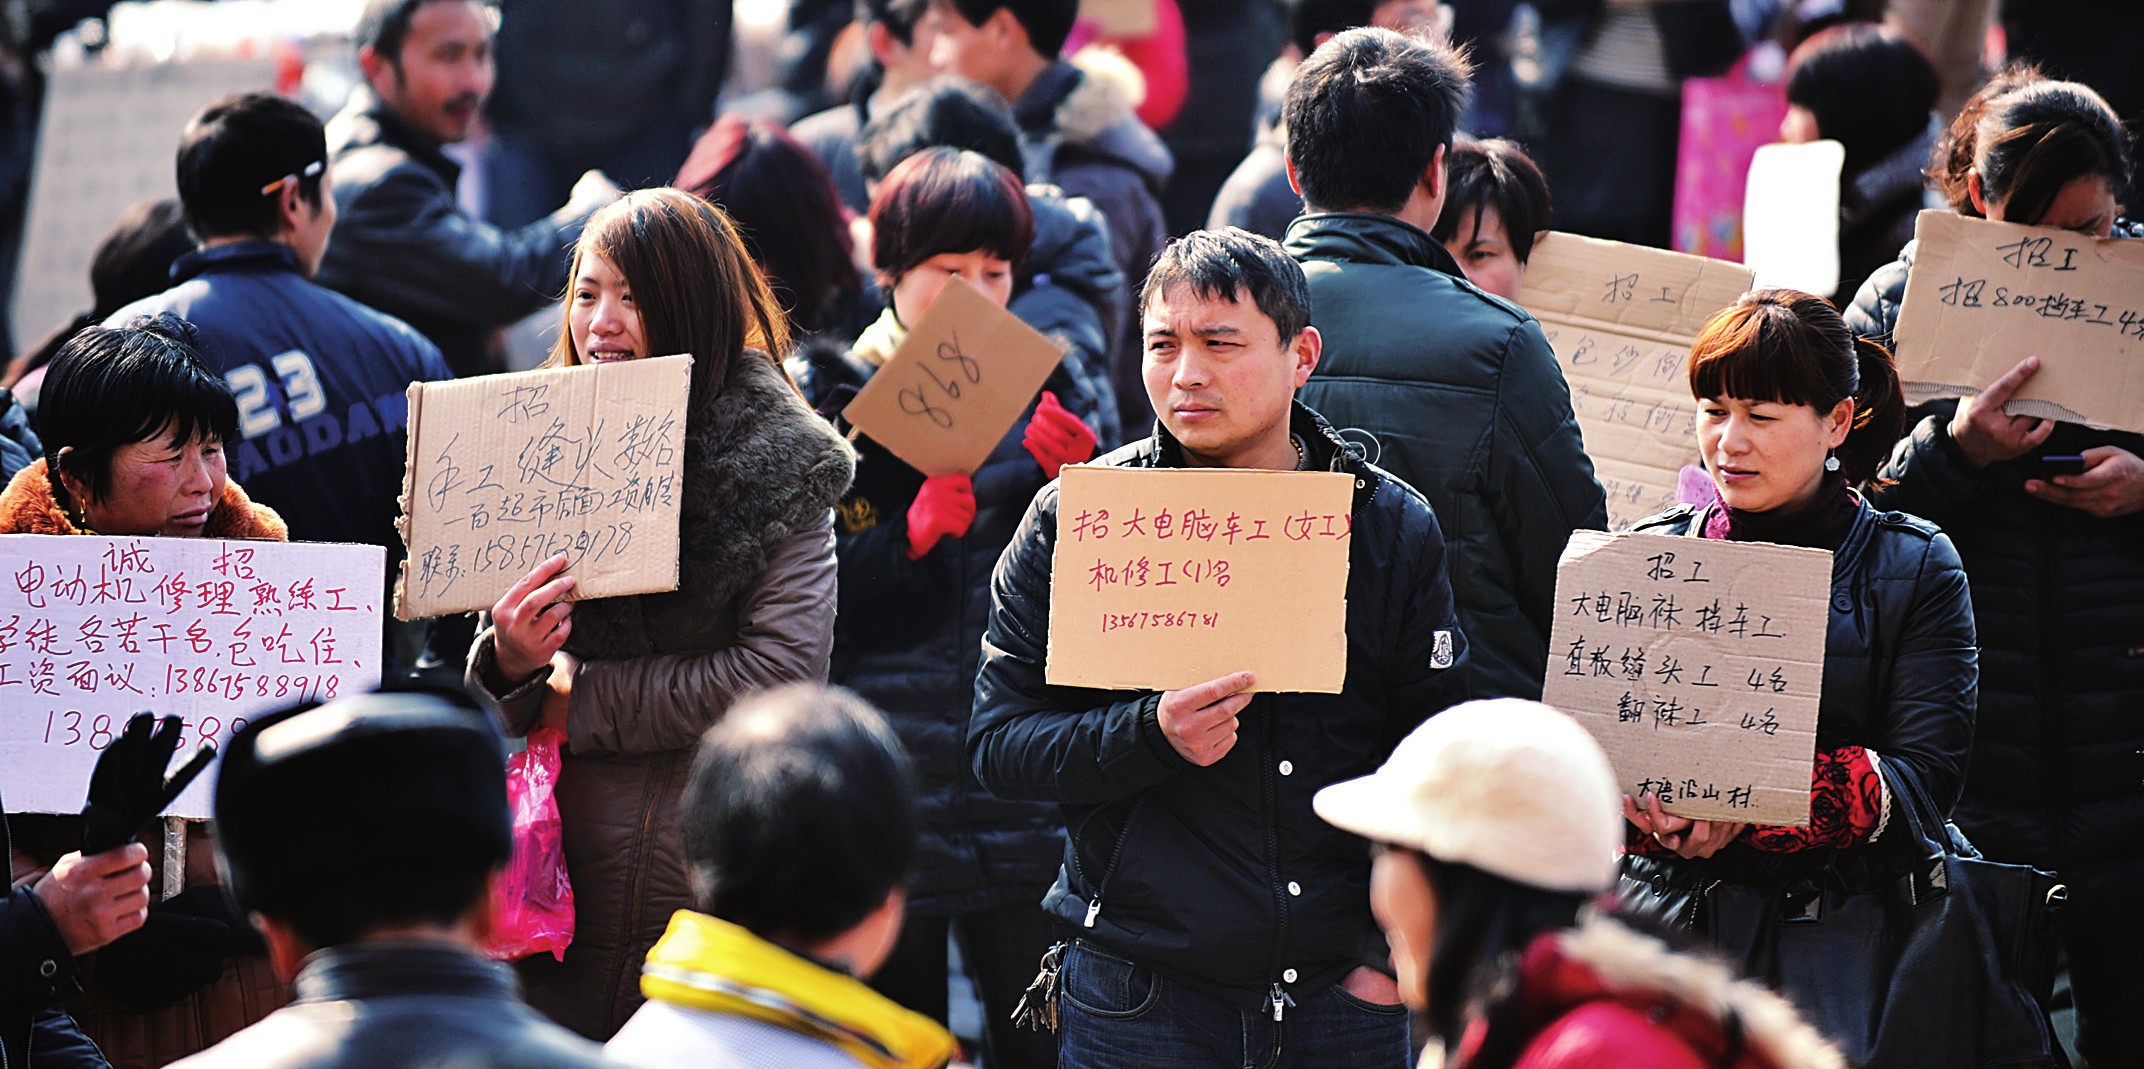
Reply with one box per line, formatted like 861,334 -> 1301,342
6,199 -> 192,387
676,116 -> 861,337
680,684 -> 916,945
1687,288 -> 1906,486
36,312 -> 239,507
176,91 -> 327,242
1932,65 -> 2131,226
1784,24 -> 1938,177
1408,852 -> 1588,1063
857,76 -> 1026,184
1284,26 -> 1473,214
942,0 -> 1077,58
1290,0 -> 1377,58
870,146 -> 1035,282
358,0 -> 481,65
214,685 -> 512,950
1140,227 -> 1312,342
1431,139 -> 1553,264
858,0 -> 932,46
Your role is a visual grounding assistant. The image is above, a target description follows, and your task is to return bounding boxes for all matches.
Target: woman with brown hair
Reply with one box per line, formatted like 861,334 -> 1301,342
469,188 -> 855,1039
1618,289 -> 1982,1067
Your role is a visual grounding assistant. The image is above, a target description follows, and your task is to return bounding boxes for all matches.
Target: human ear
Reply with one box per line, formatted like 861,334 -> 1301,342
1826,397 -> 1855,448
1966,169 -> 1990,218
1291,326 -> 1322,388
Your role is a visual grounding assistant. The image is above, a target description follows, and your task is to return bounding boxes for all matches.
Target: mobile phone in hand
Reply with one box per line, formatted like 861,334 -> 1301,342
2039,454 -> 2088,478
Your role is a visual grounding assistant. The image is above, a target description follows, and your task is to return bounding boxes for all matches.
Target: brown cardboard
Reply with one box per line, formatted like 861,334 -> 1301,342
1892,210 -> 2144,431
1080,0 -> 1158,36
394,355 -> 692,620
842,276 -> 1068,476
1046,466 -> 1354,693
1517,233 -> 1757,528
1541,531 -> 1830,826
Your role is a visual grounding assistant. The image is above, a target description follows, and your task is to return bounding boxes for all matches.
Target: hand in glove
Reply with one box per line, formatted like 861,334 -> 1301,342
91,885 -> 262,1011
906,474 -> 977,560
81,713 -> 215,855
1023,391 -> 1098,480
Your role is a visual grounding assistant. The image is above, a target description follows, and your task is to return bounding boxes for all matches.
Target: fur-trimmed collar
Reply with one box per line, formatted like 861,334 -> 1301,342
1016,51 -> 1172,189
563,354 -> 855,660
1465,913 -> 1844,1069
0,458 -> 288,540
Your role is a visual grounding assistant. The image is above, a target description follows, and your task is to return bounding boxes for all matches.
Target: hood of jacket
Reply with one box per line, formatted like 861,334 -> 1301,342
1022,185 -> 1125,318
565,353 -> 854,661
640,911 -> 956,1069
1015,54 -> 1173,192
0,458 -> 288,540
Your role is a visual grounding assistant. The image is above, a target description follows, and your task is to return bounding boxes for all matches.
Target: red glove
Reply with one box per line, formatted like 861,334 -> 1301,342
1023,391 -> 1098,480
906,474 -> 976,560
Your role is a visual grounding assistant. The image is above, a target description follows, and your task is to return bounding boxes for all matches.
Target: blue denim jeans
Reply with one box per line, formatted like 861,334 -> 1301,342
1056,941 -> 1410,1069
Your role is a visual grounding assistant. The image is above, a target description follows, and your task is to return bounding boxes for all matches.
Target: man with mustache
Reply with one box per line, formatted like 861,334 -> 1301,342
316,0 -> 620,378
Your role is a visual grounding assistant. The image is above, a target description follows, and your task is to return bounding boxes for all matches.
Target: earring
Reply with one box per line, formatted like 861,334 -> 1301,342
1824,453 -> 1841,473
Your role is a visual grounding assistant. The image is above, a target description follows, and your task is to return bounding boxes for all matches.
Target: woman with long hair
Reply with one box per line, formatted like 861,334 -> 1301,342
470,188 -> 855,1040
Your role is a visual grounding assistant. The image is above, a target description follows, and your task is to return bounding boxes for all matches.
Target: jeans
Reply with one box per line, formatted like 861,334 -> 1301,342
1056,942 -> 1409,1069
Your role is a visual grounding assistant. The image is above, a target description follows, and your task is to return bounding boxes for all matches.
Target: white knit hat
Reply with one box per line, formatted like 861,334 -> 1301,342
1313,699 -> 1623,894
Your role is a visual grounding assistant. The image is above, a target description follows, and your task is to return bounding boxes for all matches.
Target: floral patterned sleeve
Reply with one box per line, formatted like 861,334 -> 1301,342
1744,745 -> 1887,852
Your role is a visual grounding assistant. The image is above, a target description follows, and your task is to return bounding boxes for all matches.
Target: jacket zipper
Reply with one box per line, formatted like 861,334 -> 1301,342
1069,796 -> 1147,929
1257,703 -> 1292,1021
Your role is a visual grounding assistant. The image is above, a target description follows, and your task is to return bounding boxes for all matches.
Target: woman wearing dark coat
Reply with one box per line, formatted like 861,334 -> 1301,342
1845,66 -> 2144,1067
470,189 -> 854,1040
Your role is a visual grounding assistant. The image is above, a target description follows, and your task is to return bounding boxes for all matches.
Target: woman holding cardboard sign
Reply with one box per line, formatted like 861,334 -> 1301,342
469,188 -> 856,1040
786,147 -> 1104,1068
1617,290 -> 2003,1067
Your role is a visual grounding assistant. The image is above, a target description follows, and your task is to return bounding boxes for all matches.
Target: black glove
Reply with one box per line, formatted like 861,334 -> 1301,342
90,886 -> 262,1011
80,713 -> 216,855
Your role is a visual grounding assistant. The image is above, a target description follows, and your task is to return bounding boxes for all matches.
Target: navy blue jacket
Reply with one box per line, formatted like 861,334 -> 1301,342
112,242 -> 451,552
969,402 -> 1466,1007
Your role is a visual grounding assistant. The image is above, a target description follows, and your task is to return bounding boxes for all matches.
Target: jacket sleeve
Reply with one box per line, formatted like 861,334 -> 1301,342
1490,320 -> 1610,636
565,516 -> 838,756
1383,496 -> 1468,738
1869,530 -> 1978,816
1842,248 -> 1910,350
0,884 -> 81,1011
968,485 -> 1195,805
1868,406 -> 1982,529
332,158 -> 590,328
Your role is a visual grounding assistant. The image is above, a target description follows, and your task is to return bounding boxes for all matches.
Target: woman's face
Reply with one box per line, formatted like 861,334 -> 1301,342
886,250 -> 1014,324
67,427 -> 226,536
1697,395 -> 1852,513
1450,203 -> 1525,302
569,251 -> 648,363
1369,848 -> 1437,1013
1989,173 -> 2119,238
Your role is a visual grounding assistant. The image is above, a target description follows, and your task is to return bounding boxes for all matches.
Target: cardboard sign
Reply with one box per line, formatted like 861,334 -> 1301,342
396,356 -> 692,619
1743,139 -> 1844,297
1080,0 -> 1158,36
1046,466 -> 1354,693
0,535 -> 384,817
1542,531 -> 1829,825
842,277 -> 1067,477
1518,234 -> 1757,529
1892,210 -> 2144,431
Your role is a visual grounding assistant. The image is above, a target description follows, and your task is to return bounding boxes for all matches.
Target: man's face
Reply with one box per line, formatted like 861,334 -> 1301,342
925,3 -> 1010,99
1142,285 -> 1317,468
369,0 -> 494,145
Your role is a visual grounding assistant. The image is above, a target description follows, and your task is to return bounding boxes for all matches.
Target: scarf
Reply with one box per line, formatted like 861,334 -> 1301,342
851,308 -> 907,369
640,910 -> 956,1069
1701,472 -> 1857,551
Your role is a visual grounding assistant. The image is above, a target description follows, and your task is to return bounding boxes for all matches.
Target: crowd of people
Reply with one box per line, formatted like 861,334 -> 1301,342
0,0 -> 2138,1067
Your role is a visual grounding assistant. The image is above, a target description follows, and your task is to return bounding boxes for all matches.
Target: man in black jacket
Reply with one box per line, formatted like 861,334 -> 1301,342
1286,27 -> 1606,705
315,0 -> 619,377
1,801 -> 149,1069
169,688 -> 608,1069
970,228 -> 1465,1069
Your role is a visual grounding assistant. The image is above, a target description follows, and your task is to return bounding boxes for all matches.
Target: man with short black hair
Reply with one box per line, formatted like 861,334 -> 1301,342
970,227 -> 1464,1069
316,0 -> 619,376
1285,27 -> 1606,705
604,683 -> 957,1069
168,687 -> 611,1069
794,0 -> 940,214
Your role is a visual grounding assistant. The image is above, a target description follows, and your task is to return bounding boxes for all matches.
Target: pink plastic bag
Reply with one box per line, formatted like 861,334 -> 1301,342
486,727 -> 574,962
1672,51 -> 1788,260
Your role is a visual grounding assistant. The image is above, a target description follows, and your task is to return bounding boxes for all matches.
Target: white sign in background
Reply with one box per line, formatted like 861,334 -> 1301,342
1,536 -> 383,817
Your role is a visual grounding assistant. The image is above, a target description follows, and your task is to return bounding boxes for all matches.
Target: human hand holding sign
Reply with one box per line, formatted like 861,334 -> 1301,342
1623,791 -> 1747,860
1024,391 -> 1097,479
1158,672 -> 1256,766
2024,445 -> 2144,518
1948,357 -> 2056,469
493,554 -> 576,683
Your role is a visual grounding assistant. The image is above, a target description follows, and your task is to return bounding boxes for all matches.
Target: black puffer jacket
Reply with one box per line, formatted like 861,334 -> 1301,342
969,402 -> 1466,1008
1852,222 -> 2144,927
792,321 -> 1111,917
0,799 -> 103,1069
1631,500 -> 1977,887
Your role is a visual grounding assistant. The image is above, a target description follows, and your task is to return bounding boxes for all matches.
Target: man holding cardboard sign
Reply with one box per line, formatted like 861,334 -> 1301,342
971,228 -> 1463,1069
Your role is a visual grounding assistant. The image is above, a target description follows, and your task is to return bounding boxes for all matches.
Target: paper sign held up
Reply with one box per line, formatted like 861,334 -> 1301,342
843,276 -> 1067,477
1518,234 -> 1756,529
1742,139 -> 1844,297
1892,210 -> 2144,432
396,355 -> 691,619
1047,466 -> 1354,694
1542,531 -> 1829,826
0,535 -> 384,817
1079,0 -> 1158,36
